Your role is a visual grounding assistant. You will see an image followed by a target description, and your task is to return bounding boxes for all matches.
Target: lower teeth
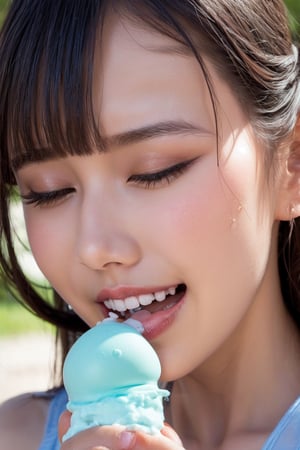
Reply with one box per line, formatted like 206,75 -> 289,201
129,307 -> 142,314
119,306 -> 142,318
163,302 -> 176,311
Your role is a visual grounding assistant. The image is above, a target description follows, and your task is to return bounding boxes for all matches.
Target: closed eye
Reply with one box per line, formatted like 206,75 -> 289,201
21,187 -> 75,207
127,157 -> 198,189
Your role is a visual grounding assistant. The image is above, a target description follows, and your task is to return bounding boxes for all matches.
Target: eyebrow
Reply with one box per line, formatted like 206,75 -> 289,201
11,120 -> 213,170
104,120 -> 213,147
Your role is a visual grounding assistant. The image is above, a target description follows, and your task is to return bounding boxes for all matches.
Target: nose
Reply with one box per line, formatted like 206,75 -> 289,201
76,196 -> 141,271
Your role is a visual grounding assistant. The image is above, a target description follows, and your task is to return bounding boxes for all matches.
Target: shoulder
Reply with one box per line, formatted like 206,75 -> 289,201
0,392 -> 51,450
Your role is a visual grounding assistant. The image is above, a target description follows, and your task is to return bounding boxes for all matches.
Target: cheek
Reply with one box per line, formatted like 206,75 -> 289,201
148,160 -> 233,254
154,165 -> 275,378
23,210 -> 72,282
148,141 -> 273,297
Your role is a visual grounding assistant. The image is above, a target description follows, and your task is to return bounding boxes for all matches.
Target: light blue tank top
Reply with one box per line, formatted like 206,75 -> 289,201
38,389 -> 300,449
38,388 -> 67,450
262,397 -> 300,449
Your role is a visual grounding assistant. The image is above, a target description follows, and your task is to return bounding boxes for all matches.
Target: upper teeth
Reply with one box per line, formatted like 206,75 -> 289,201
104,286 -> 176,313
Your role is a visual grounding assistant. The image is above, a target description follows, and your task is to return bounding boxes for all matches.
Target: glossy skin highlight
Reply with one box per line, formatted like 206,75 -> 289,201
14,15 -> 300,450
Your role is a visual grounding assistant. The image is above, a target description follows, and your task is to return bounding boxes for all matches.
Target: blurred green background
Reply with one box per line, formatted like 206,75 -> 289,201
0,0 -> 9,25
285,0 -> 300,36
0,0 -> 299,335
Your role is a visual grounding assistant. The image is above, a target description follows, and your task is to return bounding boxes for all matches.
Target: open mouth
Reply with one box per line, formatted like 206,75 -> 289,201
103,284 -> 186,320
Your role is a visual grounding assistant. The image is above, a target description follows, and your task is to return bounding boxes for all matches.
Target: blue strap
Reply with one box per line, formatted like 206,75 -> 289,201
38,388 -> 68,450
262,397 -> 300,449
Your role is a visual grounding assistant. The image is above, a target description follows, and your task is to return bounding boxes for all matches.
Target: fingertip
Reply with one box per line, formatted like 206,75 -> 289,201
119,430 -> 136,449
58,410 -> 72,442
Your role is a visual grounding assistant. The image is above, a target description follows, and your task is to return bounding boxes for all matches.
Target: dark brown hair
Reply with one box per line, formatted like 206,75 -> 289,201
0,0 -> 299,380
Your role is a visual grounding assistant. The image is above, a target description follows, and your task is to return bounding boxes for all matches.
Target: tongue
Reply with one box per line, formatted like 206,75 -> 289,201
131,309 -> 152,323
130,292 -> 182,322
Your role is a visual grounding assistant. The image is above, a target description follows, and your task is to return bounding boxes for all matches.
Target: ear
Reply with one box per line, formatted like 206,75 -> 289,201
275,115 -> 300,221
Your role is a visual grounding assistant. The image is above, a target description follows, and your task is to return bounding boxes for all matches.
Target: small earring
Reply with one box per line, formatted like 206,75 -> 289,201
67,304 -> 73,311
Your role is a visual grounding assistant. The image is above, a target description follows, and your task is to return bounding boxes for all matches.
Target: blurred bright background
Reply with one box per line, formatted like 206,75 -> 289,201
0,200 -> 55,402
0,0 -> 299,402
0,1 -> 57,401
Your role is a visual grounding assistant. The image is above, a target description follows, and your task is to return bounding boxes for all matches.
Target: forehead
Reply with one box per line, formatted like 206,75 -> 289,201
93,14 -> 216,139
6,8 -> 249,175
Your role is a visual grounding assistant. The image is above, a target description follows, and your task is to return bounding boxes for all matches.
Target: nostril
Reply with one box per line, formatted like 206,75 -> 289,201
77,227 -> 142,271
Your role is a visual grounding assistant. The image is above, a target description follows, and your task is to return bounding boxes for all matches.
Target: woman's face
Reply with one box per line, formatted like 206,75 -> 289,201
15,15 -> 283,381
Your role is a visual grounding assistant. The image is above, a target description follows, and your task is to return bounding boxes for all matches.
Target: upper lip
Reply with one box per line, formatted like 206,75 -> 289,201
97,284 -> 177,302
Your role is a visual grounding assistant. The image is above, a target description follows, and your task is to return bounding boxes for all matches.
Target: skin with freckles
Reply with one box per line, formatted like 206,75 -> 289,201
6,12 -> 300,450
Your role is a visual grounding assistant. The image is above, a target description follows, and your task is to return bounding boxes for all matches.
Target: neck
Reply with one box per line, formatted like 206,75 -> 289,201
167,283 -> 300,449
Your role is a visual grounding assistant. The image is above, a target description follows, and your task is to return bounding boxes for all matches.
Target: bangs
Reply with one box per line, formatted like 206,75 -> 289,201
0,0 -> 218,180
0,0 -> 107,179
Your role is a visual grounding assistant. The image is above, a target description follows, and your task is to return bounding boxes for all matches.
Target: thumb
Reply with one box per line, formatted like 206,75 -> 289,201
58,410 -> 72,443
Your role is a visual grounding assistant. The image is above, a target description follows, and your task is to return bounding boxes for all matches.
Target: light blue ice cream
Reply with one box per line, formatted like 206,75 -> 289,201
62,319 -> 169,441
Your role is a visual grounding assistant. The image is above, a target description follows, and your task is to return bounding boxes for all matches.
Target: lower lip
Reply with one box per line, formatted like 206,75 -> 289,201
137,292 -> 186,341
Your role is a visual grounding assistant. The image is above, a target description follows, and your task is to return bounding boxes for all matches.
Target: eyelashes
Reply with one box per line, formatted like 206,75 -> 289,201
21,187 -> 75,207
128,157 -> 198,188
20,157 -> 198,207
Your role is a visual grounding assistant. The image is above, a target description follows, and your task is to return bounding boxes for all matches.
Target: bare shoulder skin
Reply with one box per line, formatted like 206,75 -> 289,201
0,393 -> 50,450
